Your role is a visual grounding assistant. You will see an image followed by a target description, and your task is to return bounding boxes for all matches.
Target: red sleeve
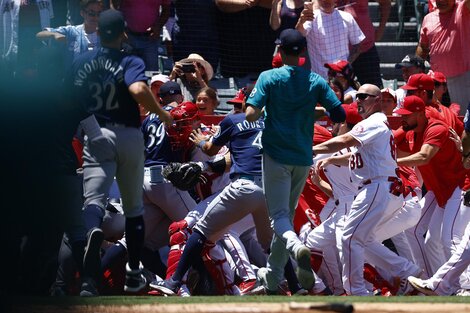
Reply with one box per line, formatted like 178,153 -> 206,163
423,122 -> 448,148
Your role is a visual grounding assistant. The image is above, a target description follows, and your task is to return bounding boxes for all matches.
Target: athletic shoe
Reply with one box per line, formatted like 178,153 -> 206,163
397,269 -> 423,295
124,263 -> 147,293
239,279 -> 265,296
293,288 -> 309,296
407,276 -> 437,296
454,289 -> 470,296
50,283 -> 67,297
83,228 -> 104,280
80,277 -> 99,297
295,245 -> 315,290
178,284 -> 191,297
149,277 -> 180,296
257,267 -> 278,295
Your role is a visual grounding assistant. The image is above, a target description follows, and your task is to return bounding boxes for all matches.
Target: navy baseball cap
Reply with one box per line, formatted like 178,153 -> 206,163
395,54 -> 425,70
98,9 -> 126,41
275,29 -> 306,55
159,81 -> 182,97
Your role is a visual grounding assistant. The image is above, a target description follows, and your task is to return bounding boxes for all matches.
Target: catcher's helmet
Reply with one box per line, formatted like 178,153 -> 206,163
167,101 -> 201,151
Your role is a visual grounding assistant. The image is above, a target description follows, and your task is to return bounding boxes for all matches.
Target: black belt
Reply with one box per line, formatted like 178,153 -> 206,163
127,29 -> 152,37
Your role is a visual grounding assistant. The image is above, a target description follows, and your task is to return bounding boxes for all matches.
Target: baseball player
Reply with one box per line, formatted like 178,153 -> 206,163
245,29 -> 345,293
68,9 -> 172,296
396,95 -> 469,277
312,84 -> 410,296
149,85 -> 272,296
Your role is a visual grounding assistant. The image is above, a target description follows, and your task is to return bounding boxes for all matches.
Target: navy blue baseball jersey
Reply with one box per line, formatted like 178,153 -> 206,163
141,109 -> 185,167
211,113 -> 264,178
70,47 -> 146,128
465,105 -> 470,132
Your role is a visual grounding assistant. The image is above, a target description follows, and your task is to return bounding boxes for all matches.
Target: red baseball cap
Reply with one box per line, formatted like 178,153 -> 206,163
325,60 -> 349,73
395,95 -> 426,115
227,88 -> 246,105
428,70 -> 447,83
342,102 -> 363,125
402,73 -> 435,91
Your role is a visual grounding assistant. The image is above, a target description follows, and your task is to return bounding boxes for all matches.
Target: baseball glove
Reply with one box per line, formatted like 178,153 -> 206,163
162,162 -> 205,191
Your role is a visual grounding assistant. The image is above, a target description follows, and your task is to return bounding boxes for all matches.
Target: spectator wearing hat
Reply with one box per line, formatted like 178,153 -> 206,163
149,74 -> 170,99
325,60 -> 361,104
428,70 -> 460,115
246,28 -> 345,293
396,95 -> 468,278
110,0 -> 170,71
169,53 -> 214,102
394,54 -> 427,109
402,73 -> 463,136
381,88 -> 397,115
295,0 -> 365,80
417,0 -> 470,115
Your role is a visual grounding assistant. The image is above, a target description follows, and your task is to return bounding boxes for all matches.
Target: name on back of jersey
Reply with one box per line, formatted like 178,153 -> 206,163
236,119 -> 264,132
74,57 -> 124,87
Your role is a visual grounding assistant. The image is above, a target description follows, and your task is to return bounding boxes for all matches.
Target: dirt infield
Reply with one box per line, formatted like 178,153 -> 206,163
8,302 -> 470,313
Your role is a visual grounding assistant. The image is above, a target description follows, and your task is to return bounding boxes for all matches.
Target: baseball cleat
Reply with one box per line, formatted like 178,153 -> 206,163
407,276 -> 437,296
295,246 -> 315,290
149,277 -> 180,296
80,277 -> 99,297
124,263 -> 147,293
238,279 -> 265,296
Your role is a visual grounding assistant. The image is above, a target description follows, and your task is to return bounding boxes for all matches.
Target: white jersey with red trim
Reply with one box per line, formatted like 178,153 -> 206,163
348,112 -> 398,185
314,148 -> 359,200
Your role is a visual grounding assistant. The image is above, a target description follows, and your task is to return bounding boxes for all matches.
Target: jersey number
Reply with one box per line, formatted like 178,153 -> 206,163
147,123 -> 166,148
350,153 -> 364,170
88,82 -> 119,111
251,131 -> 263,150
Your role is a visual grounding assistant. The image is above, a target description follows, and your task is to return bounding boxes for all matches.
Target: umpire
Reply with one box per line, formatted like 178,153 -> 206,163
245,29 -> 345,292
69,9 -> 172,296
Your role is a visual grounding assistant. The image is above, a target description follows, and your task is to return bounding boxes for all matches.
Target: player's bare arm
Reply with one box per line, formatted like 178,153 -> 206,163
397,143 -> 439,167
129,81 -> 173,126
316,153 -> 351,170
189,129 -> 221,156
245,105 -> 262,122
310,166 -> 333,198
313,133 -> 360,155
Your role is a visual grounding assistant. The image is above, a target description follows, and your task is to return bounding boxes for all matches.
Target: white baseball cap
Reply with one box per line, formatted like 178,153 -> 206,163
381,88 -> 397,102
150,74 -> 170,85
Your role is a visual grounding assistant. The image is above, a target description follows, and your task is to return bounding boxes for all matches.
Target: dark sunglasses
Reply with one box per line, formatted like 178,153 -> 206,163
434,82 -> 446,87
356,93 -> 378,100
85,10 -> 101,17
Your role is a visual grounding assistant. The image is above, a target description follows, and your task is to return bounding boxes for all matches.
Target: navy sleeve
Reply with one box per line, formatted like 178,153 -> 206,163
328,105 -> 346,123
124,56 -> 148,86
212,116 -> 235,147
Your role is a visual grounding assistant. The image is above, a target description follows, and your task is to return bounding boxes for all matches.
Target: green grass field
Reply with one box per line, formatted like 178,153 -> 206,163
8,295 -> 470,306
